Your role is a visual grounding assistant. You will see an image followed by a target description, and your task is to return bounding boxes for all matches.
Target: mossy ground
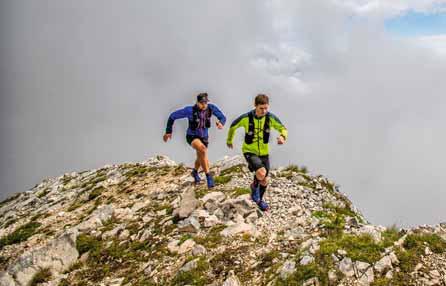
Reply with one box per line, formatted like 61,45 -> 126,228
30,267 -> 52,286
66,233 -> 170,285
0,221 -> 41,250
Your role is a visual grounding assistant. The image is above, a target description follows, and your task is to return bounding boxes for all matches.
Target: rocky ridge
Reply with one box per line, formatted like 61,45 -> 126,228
0,155 -> 445,286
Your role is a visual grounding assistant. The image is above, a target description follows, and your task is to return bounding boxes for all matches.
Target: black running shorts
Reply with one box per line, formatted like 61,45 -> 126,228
243,153 -> 270,176
186,135 -> 209,148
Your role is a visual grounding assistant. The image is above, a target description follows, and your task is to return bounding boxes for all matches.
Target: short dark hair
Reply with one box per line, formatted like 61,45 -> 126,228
255,94 -> 269,106
196,93 -> 209,102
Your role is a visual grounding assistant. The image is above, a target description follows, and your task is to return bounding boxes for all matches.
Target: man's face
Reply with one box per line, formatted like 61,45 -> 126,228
255,103 -> 269,117
197,101 -> 208,110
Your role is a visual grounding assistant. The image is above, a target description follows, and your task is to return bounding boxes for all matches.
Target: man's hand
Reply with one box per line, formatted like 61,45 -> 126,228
163,133 -> 172,142
277,135 -> 286,145
227,142 -> 233,149
216,121 -> 224,130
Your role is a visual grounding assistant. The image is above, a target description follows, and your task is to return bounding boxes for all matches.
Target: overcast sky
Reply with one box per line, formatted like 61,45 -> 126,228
1,0 -> 446,227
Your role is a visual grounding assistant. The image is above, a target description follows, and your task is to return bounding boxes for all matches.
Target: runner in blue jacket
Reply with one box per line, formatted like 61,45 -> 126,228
163,93 -> 226,188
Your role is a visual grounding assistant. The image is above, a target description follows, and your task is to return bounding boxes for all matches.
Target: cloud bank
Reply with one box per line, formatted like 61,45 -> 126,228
1,0 -> 446,227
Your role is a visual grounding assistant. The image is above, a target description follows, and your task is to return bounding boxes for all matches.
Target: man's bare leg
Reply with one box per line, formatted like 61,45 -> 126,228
191,139 -> 210,174
194,157 -> 201,171
255,167 -> 267,182
191,139 -> 214,188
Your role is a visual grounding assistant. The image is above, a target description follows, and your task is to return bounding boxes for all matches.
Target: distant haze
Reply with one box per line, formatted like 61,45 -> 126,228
1,1 -> 446,228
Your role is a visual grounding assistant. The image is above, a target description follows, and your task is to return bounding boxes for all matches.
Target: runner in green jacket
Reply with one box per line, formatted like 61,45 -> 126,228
226,94 -> 288,211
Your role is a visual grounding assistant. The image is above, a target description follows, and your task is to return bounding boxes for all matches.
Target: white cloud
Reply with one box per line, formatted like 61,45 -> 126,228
3,0 -> 446,227
414,34 -> 446,56
333,0 -> 446,18
250,43 -> 312,94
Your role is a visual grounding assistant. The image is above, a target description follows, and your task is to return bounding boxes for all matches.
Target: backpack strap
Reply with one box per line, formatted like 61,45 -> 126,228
190,105 -> 200,130
205,106 -> 212,128
244,111 -> 255,144
263,113 -> 271,143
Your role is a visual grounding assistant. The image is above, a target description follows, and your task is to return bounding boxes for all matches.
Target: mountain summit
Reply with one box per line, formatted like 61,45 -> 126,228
0,155 -> 445,286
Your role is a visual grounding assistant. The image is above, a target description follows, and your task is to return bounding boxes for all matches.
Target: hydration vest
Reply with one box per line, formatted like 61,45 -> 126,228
190,104 -> 212,130
245,111 -> 270,144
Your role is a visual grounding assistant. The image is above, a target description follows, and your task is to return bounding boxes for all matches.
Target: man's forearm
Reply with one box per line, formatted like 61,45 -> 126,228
165,117 -> 174,134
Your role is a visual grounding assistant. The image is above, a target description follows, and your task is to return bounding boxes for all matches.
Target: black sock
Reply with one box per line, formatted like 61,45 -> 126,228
253,175 -> 259,187
259,184 -> 267,199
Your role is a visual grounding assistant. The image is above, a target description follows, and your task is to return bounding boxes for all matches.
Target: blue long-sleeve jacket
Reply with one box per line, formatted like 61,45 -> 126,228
165,103 -> 226,138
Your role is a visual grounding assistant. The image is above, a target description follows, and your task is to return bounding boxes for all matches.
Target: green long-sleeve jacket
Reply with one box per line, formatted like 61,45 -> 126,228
227,110 -> 288,156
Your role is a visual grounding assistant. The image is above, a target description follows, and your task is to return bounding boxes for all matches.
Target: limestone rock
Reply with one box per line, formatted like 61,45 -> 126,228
173,187 -> 199,219
222,270 -> 241,286
374,256 -> 393,274
177,239 -> 196,254
300,255 -> 314,266
177,217 -> 200,233
339,257 -> 355,277
220,222 -> 257,237
1,230 -> 79,286
280,260 -> 296,279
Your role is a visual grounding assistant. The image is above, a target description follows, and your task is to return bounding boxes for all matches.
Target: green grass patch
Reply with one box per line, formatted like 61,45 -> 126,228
316,226 -> 402,269
2,218 -> 17,229
132,277 -> 158,286
173,164 -> 188,176
155,166 -> 173,177
153,202 -> 174,215
209,246 -> 251,280
373,247 -> 417,285
63,261 -> 83,274
193,225 -> 226,248
0,222 -> 41,250
231,187 -> 251,197
86,198 -> 102,216
381,225 -> 401,248
76,234 -> 102,255
88,186 -> 105,201
394,247 -> 419,275
257,249 -> 280,269
275,262 -> 327,286
30,212 -> 50,222
214,175 -> 232,185
124,164 -> 155,178
277,164 -> 309,180
67,200 -> 84,212
61,174 -> 74,185
283,164 -> 308,174
195,187 -> 209,199
73,234 -> 159,284
30,267 -> 52,286
220,164 -> 245,176
101,216 -> 119,232
323,203 -> 357,218
89,174 -> 108,185
403,233 -> 446,253
171,257 -> 210,286
312,209 -> 346,236
179,234 -> 193,245
37,188 -> 50,198
319,180 -> 337,194
381,232 -> 446,281
0,193 -> 20,207
78,170 -> 108,191
320,233 -> 384,264
312,202 -> 365,236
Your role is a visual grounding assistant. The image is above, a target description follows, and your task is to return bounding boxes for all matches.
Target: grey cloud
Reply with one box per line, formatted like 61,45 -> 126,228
1,0 -> 446,227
